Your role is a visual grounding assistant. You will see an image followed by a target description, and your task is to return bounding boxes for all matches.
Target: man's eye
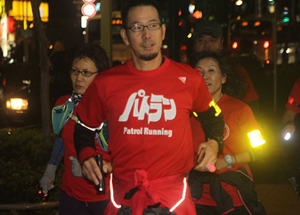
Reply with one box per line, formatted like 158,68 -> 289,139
133,25 -> 142,30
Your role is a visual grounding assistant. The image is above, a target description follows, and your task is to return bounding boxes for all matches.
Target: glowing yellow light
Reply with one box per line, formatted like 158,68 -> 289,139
209,100 -> 221,116
192,100 -> 221,117
6,98 -> 28,110
187,33 -> 192,39
248,130 -> 266,148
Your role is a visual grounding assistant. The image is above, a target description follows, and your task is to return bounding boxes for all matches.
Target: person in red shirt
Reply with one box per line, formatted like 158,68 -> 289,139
282,78 -> 300,198
73,0 -> 224,214
189,52 -> 267,215
40,43 -> 111,215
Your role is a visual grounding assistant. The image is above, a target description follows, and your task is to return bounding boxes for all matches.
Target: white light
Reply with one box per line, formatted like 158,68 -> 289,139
284,132 -> 291,141
286,48 -> 291,54
162,44 -> 168,49
236,0 -> 243,6
81,3 -> 96,18
81,16 -> 88,28
188,4 -> 195,14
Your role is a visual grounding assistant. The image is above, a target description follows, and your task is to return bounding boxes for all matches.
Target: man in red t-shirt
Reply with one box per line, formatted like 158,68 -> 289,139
73,1 -> 224,215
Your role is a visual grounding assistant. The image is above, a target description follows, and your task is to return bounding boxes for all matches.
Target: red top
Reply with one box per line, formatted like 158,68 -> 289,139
57,95 -> 110,202
286,79 -> 300,113
190,94 -> 262,206
76,57 -> 213,215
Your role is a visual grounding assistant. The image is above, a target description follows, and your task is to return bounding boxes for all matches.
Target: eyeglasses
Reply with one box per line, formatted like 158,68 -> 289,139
126,23 -> 162,32
69,68 -> 98,77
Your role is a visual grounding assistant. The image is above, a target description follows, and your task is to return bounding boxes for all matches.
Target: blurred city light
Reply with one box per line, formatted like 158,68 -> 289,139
235,0 -> 243,6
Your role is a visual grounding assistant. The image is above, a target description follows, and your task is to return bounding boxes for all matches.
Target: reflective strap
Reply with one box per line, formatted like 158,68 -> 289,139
109,174 -> 187,212
110,173 -> 122,209
169,177 -> 187,212
68,113 -> 104,132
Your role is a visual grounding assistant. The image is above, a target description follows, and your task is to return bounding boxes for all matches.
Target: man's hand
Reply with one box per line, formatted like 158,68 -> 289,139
81,156 -> 112,185
194,139 -> 218,172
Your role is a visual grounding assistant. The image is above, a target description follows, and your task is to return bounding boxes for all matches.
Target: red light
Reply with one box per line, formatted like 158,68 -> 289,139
232,42 -> 238,49
288,96 -> 294,105
179,22 -> 182,26
38,190 -> 42,194
180,45 -> 187,50
44,193 -> 48,197
81,3 -> 96,18
266,59 -> 270,64
263,41 -> 269,49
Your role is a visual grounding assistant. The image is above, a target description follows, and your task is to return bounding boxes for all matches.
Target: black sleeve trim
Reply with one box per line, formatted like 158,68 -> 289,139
74,120 -> 96,157
196,106 -> 224,154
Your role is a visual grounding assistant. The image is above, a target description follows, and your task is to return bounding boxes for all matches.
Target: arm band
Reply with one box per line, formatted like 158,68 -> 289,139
197,106 -> 224,154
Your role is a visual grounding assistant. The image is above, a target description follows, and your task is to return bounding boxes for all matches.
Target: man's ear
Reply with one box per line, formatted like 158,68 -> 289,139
120,29 -> 130,45
161,23 -> 166,41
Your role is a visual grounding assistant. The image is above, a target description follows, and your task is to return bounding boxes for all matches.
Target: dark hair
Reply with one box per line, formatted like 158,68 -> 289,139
121,0 -> 163,29
70,43 -> 110,73
190,52 -> 247,100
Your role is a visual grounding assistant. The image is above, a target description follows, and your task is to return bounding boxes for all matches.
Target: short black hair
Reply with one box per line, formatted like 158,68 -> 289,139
71,43 -> 110,73
121,0 -> 163,29
190,52 -> 247,100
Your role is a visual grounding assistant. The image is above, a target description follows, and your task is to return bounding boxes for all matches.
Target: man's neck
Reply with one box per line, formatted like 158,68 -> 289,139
131,53 -> 163,71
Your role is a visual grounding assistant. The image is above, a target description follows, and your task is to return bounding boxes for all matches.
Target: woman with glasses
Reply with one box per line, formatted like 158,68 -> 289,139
39,43 -> 110,215
188,52 -> 267,215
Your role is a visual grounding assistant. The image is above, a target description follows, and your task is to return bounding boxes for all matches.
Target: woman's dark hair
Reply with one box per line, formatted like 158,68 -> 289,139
121,0 -> 163,29
189,52 -> 247,100
70,43 -> 110,73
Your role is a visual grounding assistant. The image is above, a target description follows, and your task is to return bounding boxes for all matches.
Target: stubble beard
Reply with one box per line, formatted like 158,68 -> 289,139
139,52 -> 158,61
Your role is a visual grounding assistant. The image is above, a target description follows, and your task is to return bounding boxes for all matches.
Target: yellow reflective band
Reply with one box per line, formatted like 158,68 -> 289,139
209,100 -> 221,116
248,130 -> 266,148
193,112 -> 198,117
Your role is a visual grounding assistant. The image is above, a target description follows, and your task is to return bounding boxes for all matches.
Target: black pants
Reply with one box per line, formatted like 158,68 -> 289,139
195,204 -> 251,215
117,205 -> 176,215
58,190 -> 108,215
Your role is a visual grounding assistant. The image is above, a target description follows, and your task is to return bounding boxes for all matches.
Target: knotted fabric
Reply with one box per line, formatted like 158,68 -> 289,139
105,170 -> 196,215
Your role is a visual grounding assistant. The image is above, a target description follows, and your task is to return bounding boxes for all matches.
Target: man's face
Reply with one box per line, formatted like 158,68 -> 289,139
120,5 -> 166,61
194,35 -> 223,53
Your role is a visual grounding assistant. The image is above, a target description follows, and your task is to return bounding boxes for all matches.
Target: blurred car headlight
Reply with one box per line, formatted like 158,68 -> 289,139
6,98 -> 28,110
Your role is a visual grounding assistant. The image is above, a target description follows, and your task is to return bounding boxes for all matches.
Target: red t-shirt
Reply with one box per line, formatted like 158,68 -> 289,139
286,79 -> 300,113
76,57 -> 213,214
57,95 -> 110,202
190,94 -> 262,206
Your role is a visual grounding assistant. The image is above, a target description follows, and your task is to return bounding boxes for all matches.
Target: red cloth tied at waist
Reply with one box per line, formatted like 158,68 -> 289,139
105,170 -> 196,215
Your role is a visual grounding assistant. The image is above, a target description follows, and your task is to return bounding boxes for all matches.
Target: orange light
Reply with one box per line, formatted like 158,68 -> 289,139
232,41 -> 238,49
242,21 -> 248,26
178,10 -> 182,16
192,10 -> 202,19
254,21 -> 260,27
263,41 -> 269,49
